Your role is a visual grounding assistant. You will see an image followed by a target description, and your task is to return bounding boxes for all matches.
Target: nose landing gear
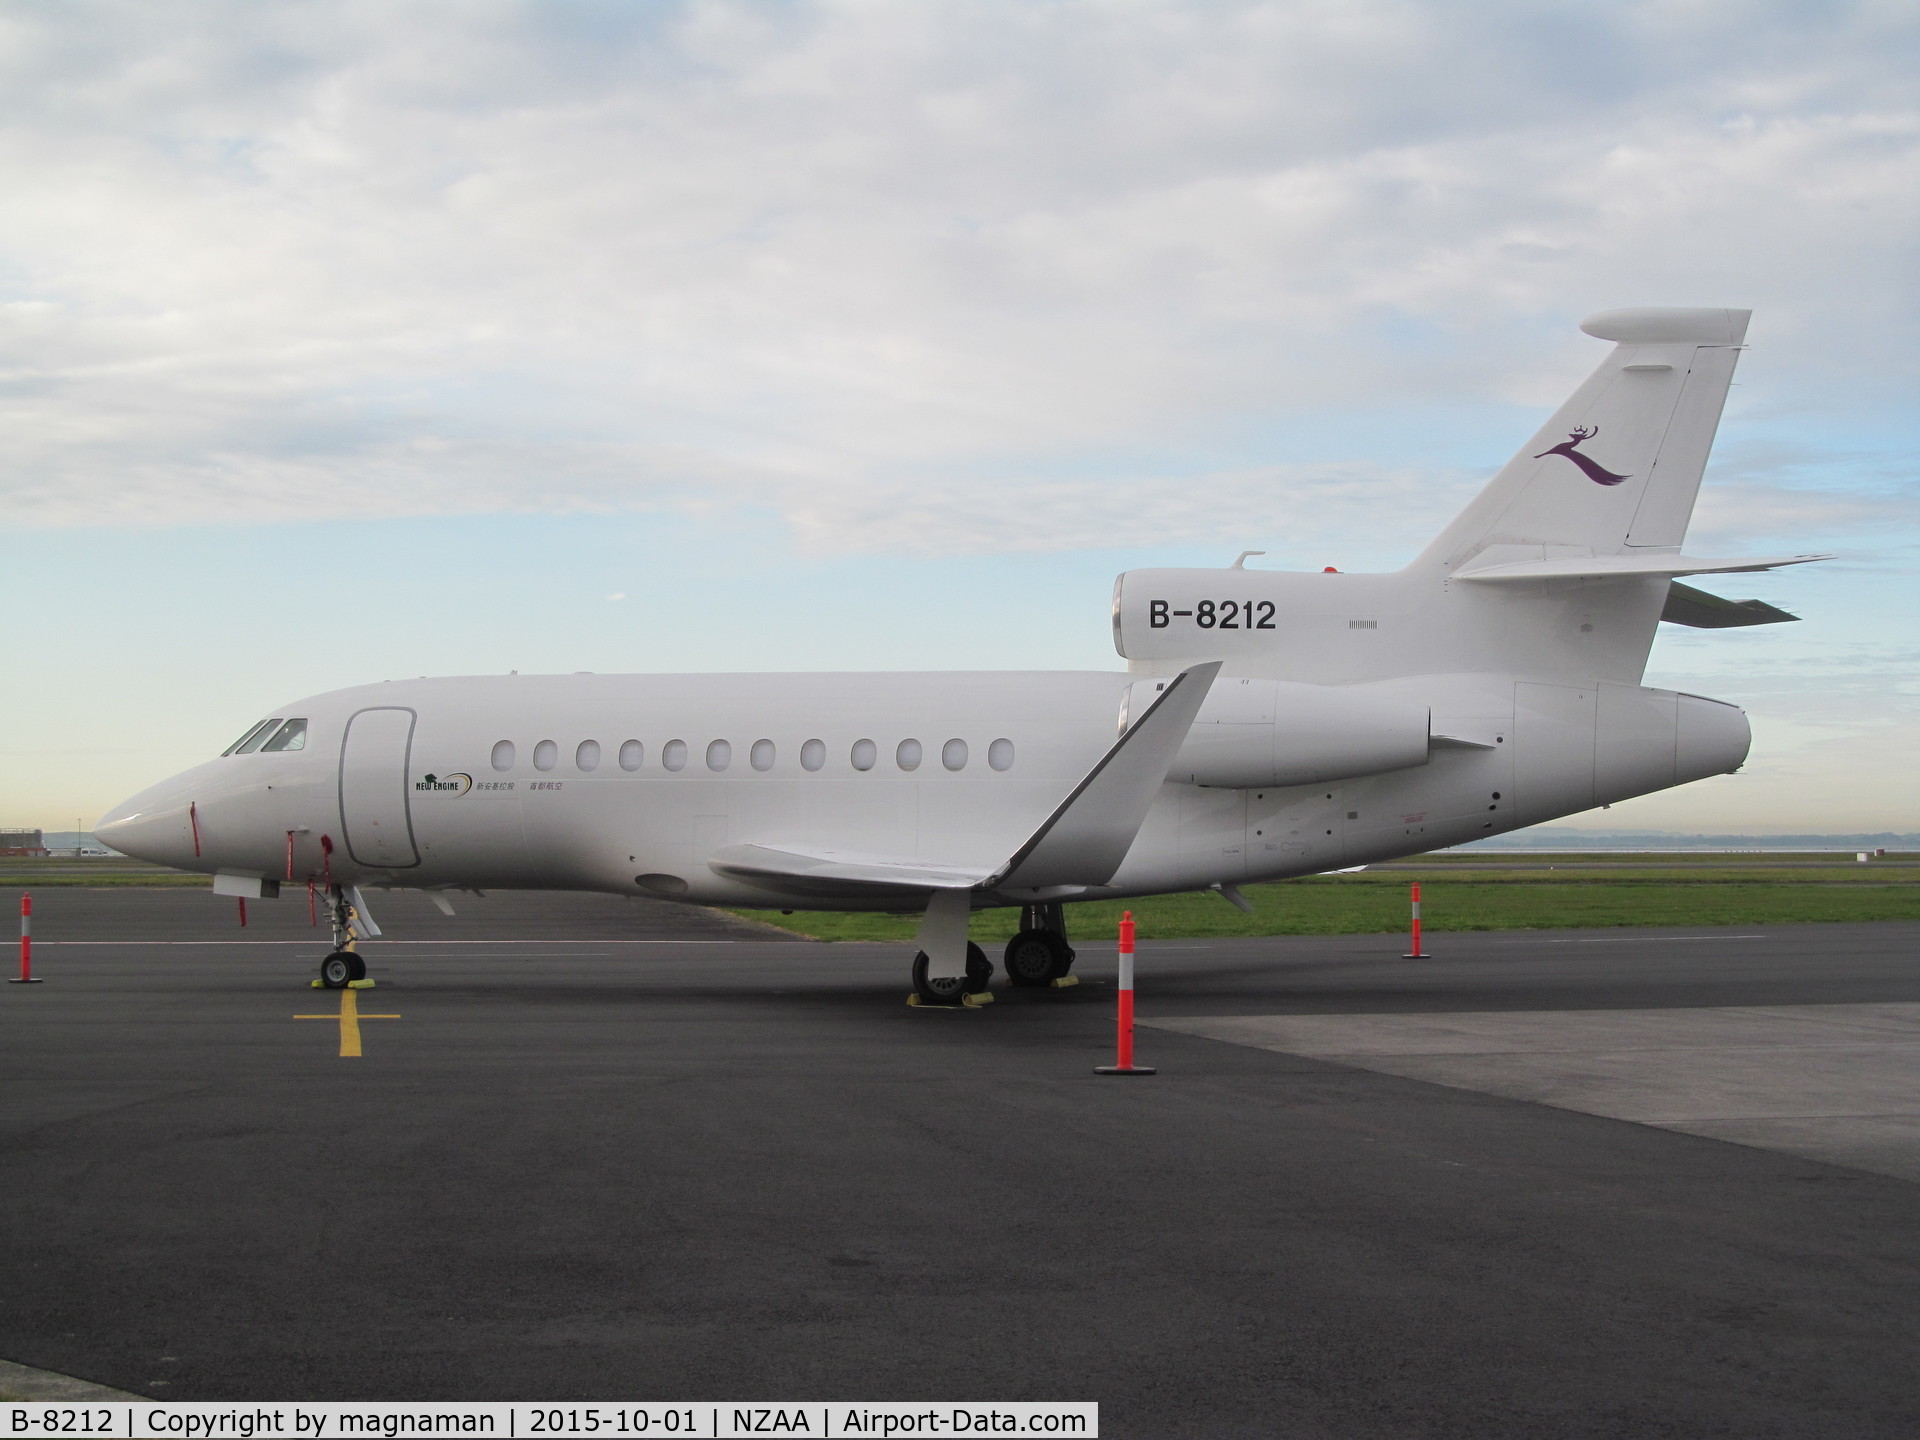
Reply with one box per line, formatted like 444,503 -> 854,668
316,885 -> 371,989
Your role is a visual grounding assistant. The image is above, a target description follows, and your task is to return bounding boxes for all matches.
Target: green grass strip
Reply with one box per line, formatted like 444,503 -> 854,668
731,877 -> 1920,942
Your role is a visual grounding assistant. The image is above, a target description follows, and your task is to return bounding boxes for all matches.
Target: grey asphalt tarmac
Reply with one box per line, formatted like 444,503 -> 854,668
5,890 -> 1920,1438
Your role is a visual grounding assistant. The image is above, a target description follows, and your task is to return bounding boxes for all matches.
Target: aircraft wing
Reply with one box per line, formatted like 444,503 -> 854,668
707,661 -> 1223,902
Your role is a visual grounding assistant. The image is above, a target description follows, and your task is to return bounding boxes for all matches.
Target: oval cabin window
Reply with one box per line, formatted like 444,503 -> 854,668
942,739 -> 968,771
800,739 -> 826,772
576,740 -> 601,772
663,740 -> 688,772
850,739 -> 877,771
619,739 -> 643,771
751,739 -> 776,771
533,740 -> 558,771
707,739 -> 732,771
988,738 -> 1015,771
491,740 -> 515,772
896,738 -> 922,771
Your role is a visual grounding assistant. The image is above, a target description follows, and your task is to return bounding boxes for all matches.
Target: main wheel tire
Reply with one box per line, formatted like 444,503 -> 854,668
347,952 -> 367,982
911,952 -> 966,1005
1005,930 -> 1071,986
1003,930 -> 1072,986
912,943 -> 993,1004
320,952 -> 354,989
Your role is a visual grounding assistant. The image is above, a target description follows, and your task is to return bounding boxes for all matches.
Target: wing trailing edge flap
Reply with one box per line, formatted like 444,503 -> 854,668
701,846 -> 994,898
708,661 -> 1224,902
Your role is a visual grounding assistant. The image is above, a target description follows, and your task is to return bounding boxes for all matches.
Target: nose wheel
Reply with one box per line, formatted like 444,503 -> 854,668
317,885 -> 372,988
319,951 -> 367,989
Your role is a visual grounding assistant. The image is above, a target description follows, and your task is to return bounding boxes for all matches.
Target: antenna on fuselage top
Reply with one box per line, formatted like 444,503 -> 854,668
1230,551 -> 1265,570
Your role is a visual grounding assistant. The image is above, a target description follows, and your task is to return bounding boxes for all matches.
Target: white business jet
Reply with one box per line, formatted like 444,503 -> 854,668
98,308 -> 1827,1002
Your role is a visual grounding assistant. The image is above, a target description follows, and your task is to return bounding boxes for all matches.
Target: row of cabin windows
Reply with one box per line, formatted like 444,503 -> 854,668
222,718 -> 308,755
490,736 -> 1015,775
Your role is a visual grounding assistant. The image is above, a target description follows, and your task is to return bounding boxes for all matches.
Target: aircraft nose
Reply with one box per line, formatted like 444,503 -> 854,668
95,783 -> 201,868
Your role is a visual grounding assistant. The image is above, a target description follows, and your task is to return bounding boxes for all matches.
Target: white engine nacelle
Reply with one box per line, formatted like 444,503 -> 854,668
1126,676 -> 1431,788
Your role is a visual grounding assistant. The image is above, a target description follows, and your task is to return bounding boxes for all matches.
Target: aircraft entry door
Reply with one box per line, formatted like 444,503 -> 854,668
339,707 -> 422,868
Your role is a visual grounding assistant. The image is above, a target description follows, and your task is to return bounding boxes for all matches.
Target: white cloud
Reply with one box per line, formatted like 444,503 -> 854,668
0,0 -> 1914,557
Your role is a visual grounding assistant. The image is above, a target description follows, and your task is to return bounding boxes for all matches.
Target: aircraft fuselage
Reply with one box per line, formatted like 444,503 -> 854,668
98,665 -> 1746,911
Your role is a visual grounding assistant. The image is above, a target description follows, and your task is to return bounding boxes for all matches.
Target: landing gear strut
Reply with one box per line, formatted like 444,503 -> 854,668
912,943 -> 992,1005
1003,902 -> 1076,987
318,884 -> 368,989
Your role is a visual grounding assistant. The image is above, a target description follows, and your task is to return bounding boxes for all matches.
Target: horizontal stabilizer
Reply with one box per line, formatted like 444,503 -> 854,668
1660,580 -> 1800,629
709,662 -> 1222,901
1455,551 -> 1831,583
1580,308 -> 1751,345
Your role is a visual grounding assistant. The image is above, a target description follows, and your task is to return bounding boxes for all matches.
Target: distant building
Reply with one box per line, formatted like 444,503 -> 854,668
0,828 -> 48,857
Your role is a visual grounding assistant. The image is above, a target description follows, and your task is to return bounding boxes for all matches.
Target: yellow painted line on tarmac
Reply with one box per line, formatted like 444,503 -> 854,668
294,987 -> 400,1057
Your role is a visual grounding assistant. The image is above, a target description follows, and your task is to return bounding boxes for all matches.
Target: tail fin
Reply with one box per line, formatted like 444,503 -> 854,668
1418,308 -> 1749,571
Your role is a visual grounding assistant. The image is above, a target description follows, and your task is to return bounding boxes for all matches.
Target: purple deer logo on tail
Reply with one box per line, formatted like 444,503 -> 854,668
1535,424 -> 1631,487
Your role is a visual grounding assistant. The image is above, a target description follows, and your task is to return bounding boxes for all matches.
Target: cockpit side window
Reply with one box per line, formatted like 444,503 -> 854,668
260,718 -> 308,753
224,719 -> 281,756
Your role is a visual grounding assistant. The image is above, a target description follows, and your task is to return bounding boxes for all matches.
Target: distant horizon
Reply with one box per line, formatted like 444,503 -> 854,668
1456,827 -> 1919,850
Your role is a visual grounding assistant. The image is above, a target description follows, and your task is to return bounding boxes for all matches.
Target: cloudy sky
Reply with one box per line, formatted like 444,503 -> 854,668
4,0 -> 1915,834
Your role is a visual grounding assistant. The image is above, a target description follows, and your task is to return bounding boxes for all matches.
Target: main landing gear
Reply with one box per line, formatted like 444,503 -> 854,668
317,884 -> 369,989
906,902 -> 1075,1006
1003,901 -> 1077,987
907,894 -> 1077,1007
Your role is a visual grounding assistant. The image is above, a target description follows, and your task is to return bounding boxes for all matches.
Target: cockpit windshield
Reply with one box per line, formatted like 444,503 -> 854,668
221,718 -> 306,756
260,718 -> 307,752
223,719 -> 281,756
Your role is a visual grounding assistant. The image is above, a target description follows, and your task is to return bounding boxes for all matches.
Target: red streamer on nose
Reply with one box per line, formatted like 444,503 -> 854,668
189,803 -> 202,858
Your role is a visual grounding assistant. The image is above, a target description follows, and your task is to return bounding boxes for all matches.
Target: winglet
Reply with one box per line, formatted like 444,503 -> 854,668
993,661 -> 1222,892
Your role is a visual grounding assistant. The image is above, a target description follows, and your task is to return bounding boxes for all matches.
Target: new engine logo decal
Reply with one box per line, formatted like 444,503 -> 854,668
1535,425 -> 1631,487
415,772 -> 473,794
